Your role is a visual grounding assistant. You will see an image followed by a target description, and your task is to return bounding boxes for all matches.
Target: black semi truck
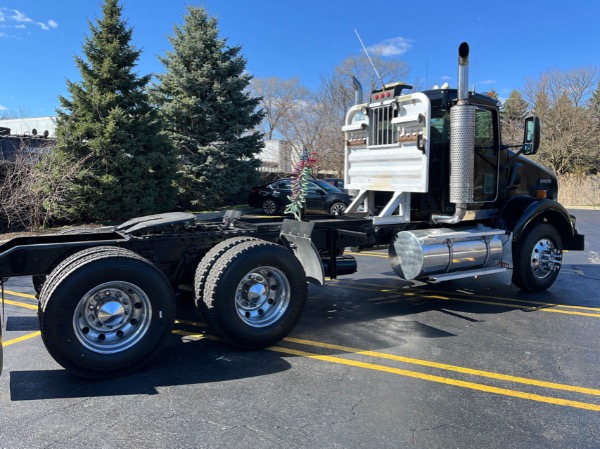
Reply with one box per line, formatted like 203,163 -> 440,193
0,43 -> 583,378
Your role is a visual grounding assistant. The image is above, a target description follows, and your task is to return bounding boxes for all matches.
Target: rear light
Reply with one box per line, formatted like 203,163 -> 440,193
535,189 -> 547,199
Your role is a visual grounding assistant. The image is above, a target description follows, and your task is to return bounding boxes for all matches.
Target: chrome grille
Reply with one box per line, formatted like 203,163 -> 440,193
369,105 -> 396,146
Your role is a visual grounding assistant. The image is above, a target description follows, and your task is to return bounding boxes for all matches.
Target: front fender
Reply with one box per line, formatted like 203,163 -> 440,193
497,196 -> 583,249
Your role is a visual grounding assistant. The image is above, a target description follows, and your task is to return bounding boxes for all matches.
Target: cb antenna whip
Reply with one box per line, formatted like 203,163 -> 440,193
354,29 -> 385,91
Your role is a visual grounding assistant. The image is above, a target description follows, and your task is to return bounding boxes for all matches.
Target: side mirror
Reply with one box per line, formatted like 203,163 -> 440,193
522,116 -> 540,155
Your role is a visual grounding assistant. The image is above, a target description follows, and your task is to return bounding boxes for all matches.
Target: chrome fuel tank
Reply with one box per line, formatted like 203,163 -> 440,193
389,227 -> 507,280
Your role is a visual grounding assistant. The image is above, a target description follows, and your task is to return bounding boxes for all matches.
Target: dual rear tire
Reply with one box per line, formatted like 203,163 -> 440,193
195,238 -> 307,349
37,238 -> 307,378
39,247 -> 175,379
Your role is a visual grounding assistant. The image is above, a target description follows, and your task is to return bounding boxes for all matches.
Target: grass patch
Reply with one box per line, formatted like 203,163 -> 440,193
558,174 -> 600,207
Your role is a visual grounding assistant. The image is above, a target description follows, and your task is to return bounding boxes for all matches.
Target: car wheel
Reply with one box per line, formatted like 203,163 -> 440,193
262,199 -> 278,215
329,202 -> 347,215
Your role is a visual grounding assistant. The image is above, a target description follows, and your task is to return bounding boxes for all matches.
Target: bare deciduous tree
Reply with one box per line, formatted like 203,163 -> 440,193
0,141 -> 90,231
271,52 -> 411,177
522,66 -> 599,174
249,77 -> 309,140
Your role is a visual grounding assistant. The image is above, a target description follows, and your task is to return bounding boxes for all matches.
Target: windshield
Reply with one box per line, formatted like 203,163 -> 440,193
312,179 -> 342,192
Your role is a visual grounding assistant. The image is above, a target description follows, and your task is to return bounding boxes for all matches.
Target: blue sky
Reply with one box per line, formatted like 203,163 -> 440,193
1,0 -> 599,117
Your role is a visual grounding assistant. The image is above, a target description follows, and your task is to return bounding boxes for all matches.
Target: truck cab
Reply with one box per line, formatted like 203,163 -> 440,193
342,42 -> 583,292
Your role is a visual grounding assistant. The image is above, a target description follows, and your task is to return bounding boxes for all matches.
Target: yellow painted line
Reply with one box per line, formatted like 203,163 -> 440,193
337,253 -> 600,314
432,289 -> 600,314
172,329 -> 219,341
142,322 -> 600,411
174,320 -> 600,398
269,345 -> 600,412
537,308 -> 600,318
2,331 -> 41,347
340,280 -> 600,313
347,251 -> 387,258
332,282 -> 600,318
2,298 -> 38,310
4,289 -> 36,300
284,337 -> 600,397
434,295 -> 600,318
175,319 -> 208,328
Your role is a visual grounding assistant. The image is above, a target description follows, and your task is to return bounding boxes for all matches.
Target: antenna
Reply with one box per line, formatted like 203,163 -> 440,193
354,29 -> 386,91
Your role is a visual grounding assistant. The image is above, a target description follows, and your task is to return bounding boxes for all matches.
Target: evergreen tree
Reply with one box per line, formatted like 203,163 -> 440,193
502,89 -> 529,121
487,88 -> 500,102
500,89 -> 530,145
590,81 -> 600,123
51,0 -> 176,221
151,6 -> 264,210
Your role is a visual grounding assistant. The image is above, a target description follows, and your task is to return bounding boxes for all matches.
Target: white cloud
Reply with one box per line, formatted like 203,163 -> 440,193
2,9 -> 58,32
441,75 -> 452,81
478,79 -> 497,85
10,9 -> 32,24
0,104 -> 7,111
367,37 -> 413,57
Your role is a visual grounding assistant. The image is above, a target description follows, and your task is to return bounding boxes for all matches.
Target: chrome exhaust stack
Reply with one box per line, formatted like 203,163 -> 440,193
352,76 -> 363,105
432,42 -> 475,224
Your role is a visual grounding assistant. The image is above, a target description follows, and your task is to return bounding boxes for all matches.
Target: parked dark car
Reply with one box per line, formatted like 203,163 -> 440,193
322,178 -> 345,191
248,178 -> 352,216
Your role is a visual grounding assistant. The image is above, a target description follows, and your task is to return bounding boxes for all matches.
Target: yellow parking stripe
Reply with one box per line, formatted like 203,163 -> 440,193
4,289 -> 36,300
330,281 -> 600,318
2,331 -> 41,347
5,321 -> 599,412
174,319 -> 208,328
269,345 -> 600,412
2,298 -> 38,310
284,337 -> 600,397
347,250 -> 388,258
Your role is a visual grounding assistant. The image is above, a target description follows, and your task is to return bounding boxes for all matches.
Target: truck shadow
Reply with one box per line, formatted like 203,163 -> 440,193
8,263 -> 597,400
9,334 -> 292,401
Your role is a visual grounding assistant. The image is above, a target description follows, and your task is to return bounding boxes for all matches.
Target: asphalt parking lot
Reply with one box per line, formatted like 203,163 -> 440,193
1,209 -> 599,448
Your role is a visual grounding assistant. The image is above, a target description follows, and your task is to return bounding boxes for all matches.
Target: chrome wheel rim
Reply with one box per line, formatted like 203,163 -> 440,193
530,238 -> 562,279
330,203 -> 346,215
73,281 -> 152,354
235,266 -> 290,328
263,200 -> 277,215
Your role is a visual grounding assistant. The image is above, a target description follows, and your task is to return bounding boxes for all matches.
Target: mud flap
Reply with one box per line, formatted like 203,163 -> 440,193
279,220 -> 324,286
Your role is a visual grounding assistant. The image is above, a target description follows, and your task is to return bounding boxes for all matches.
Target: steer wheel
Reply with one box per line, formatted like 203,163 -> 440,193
512,223 -> 562,292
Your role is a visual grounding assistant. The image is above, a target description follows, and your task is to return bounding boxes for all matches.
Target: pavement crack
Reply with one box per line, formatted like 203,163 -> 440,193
555,346 -> 572,369
410,421 -> 457,445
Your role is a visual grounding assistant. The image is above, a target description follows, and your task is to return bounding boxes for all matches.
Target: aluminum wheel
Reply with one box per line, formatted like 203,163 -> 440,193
530,238 -> 562,279
262,199 -> 277,215
73,281 -> 152,354
329,202 -> 347,215
235,266 -> 290,328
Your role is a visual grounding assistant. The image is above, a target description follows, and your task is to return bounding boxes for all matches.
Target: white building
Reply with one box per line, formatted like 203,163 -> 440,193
0,118 -> 295,172
258,140 -> 292,173
0,116 -> 57,137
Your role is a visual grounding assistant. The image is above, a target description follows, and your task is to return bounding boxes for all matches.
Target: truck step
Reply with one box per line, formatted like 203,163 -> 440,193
427,267 -> 508,283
